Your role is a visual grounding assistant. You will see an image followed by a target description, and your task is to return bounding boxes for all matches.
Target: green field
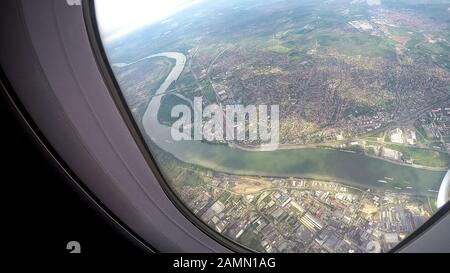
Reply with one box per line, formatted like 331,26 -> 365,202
386,144 -> 450,168
158,93 -> 194,125
202,82 -> 218,103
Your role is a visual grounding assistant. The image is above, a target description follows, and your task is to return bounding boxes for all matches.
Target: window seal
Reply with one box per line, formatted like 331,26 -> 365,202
0,66 -> 156,255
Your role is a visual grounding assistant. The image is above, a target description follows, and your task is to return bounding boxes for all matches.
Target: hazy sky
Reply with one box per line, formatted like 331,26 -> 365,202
95,0 -> 204,43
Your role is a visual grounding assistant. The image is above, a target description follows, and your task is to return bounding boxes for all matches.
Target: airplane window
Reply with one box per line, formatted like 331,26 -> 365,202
93,0 -> 450,253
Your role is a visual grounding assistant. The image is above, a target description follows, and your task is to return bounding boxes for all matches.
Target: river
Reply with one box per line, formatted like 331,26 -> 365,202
122,52 -> 446,195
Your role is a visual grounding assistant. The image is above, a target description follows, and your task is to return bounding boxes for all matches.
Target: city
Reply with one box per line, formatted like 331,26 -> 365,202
174,172 -> 434,253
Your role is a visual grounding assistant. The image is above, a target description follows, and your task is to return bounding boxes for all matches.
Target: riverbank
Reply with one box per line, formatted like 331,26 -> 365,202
229,141 -> 448,172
